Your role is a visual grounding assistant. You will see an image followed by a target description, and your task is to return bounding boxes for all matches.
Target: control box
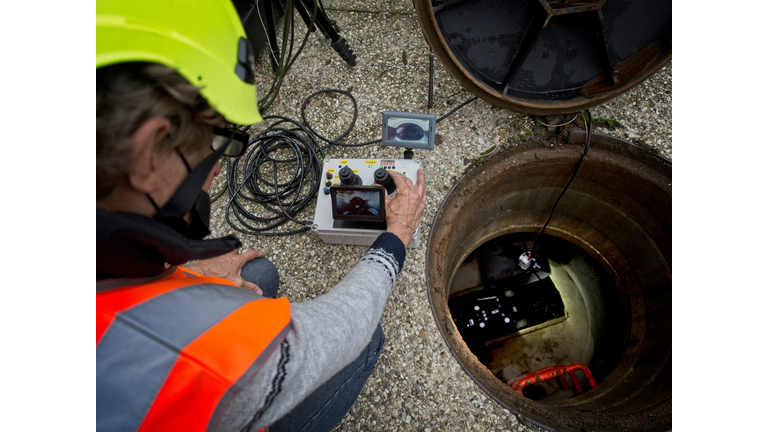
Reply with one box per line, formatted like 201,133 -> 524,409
312,158 -> 422,248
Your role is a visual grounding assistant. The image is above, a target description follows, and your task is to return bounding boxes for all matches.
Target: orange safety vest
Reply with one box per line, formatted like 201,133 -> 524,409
96,266 -> 290,432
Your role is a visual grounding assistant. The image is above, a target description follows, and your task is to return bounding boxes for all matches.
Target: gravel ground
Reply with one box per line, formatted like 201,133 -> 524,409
207,2 -> 672,431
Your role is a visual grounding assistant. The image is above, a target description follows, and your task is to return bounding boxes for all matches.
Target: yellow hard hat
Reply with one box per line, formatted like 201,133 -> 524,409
96,0 -> 262,125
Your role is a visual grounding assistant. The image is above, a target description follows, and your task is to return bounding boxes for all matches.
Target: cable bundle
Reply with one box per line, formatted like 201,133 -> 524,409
224,116 -> 325,236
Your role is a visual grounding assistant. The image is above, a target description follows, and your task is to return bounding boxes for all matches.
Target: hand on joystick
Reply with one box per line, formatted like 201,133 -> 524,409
374,169 -> 427,248
374,168 -> 397,195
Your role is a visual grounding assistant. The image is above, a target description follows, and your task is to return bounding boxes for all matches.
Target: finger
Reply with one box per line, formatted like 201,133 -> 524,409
383,192 -> 392,203
415,169 -> 426,198
382,185 -> 394,206
238,249 -> 266,265
389,170 -> 414,190
242,280 -> 263,295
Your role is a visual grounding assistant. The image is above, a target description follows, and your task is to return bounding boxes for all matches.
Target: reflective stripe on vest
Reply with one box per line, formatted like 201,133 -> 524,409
97,267 -> 290,432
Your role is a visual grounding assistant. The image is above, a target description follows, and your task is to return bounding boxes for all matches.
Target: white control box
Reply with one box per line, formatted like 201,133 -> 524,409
312,158 -> 422,248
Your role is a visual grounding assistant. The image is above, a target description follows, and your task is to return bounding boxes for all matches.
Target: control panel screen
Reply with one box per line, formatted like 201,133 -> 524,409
330,186 -> 386,222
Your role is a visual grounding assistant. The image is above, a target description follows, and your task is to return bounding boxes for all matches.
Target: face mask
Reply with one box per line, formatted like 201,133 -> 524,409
150,141 -> 228,239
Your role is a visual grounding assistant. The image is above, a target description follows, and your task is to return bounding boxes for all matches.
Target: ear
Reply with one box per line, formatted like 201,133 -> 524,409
128,117 -> 172,193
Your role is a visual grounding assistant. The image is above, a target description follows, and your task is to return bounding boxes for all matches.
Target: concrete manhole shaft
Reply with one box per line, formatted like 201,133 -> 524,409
426,134 -> 671,431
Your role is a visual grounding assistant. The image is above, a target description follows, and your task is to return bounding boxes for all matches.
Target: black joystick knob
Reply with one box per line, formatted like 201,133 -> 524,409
339,166 -> 361,185
374,168 -> 396,195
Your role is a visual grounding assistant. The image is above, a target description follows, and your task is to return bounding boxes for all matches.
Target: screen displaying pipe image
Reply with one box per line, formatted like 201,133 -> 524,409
332,187 -> 385,221
386,117 -> 430,144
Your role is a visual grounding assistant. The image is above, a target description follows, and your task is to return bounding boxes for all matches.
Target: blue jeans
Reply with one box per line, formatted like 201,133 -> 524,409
240,258 -> 385,432
240,257 -> 281,299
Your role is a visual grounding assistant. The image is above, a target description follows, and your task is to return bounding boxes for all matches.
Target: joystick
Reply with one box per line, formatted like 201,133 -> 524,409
373,168 -> 396,195
339,166 -> 362,185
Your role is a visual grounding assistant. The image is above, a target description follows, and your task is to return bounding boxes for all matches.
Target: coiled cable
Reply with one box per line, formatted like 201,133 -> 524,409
301,89 -> 382,148
224,116 -> 324,236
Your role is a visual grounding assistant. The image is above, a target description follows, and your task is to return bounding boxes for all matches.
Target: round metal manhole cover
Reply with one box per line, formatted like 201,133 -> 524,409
414,0 -> 672,115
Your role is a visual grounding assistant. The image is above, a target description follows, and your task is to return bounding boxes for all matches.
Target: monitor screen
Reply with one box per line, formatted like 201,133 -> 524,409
330,186 -> 386,222
381,111 -> 436,150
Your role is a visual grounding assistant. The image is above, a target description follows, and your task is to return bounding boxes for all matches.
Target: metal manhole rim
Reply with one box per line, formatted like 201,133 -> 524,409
423,132 -> 671,430
413,0 -> 672,115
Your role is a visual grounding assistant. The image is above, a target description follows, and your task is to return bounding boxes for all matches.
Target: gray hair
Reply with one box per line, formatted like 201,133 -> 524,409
96,62 -> 224,199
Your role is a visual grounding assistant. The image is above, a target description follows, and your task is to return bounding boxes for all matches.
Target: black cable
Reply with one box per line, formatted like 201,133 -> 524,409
258,0 -> 321,113
224,116 -> 324,236
531,110 -> 593,248
428,54 -> 434,109
437,97 -> 478,123
300,89 -> 381,149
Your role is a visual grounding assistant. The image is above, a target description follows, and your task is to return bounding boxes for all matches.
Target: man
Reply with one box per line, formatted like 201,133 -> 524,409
96,1 -> 428,431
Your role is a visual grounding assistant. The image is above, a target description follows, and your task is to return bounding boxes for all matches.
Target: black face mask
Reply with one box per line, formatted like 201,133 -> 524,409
149,141 -> 228,239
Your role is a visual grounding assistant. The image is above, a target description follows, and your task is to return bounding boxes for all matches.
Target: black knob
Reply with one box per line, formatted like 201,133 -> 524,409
323,187 -> 330,195
326,171 -> 333,180
339,166 -> 361,185
325,180 -> 332,187
374,168 -> 396,195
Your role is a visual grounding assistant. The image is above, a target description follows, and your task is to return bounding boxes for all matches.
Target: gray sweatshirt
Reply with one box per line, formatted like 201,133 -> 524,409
217,232 -> 406,431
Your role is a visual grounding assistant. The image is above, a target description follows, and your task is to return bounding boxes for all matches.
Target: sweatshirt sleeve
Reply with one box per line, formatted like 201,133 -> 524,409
217,232 -> 406,432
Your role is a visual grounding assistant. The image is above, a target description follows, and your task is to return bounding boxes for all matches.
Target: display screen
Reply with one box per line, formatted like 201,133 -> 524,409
330,186 -> 386,222
381,111 -> 436,150
385,117 -> 430,144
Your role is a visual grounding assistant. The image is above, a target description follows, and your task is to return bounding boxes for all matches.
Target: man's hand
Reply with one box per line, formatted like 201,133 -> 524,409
380,169 -> 427,248
186,249 -> 266,294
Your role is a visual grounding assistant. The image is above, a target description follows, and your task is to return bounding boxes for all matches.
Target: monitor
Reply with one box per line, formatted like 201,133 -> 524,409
330,186 -> 387,222
381,111 -> 436,150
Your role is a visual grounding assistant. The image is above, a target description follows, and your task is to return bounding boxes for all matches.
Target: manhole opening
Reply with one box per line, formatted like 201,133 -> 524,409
448,232 -> 627,402
427,136 -> 671,431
